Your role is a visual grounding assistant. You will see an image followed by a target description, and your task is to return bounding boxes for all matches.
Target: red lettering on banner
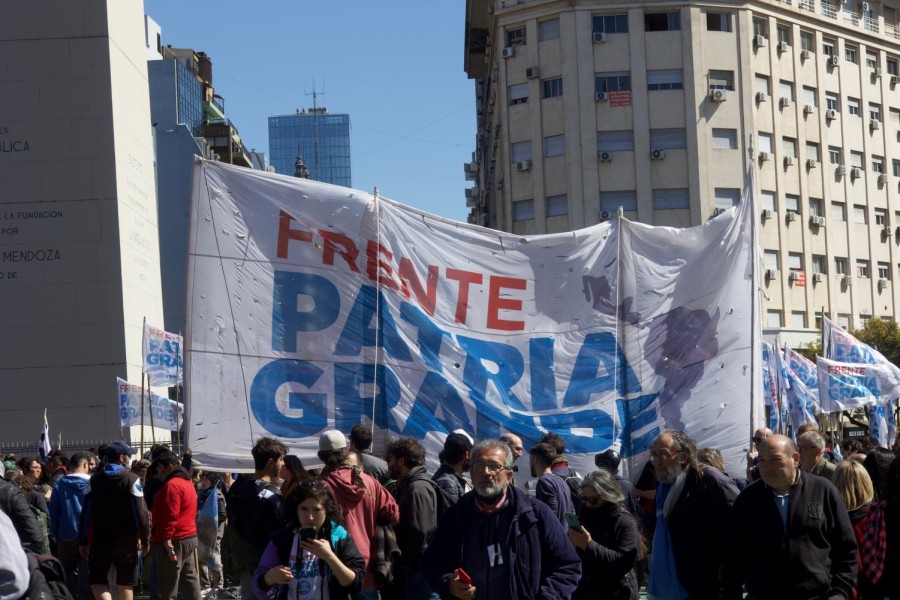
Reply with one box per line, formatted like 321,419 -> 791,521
366,241 -> 399,291
446,269 -> 483,324
398,258 -> 439,317
276,211 -> 312,258
487,276 -> 526,331
320,231 -> 361,273
827,365 -> 866,375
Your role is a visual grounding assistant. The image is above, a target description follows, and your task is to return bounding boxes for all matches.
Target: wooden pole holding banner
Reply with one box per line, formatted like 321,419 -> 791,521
147,372 -> 157,445
140,316 -> 147,456
176,331 -> 183,456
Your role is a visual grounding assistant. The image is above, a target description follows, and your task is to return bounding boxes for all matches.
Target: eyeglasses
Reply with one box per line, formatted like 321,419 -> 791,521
472,462 -> 507,474
649,450 -> 677,463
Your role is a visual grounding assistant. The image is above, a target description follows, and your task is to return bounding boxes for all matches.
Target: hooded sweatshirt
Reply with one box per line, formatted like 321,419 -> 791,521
321,468 -> 399,590
79,463 -> 150,548
50,472 -> 91,541
151,466 -> 198,542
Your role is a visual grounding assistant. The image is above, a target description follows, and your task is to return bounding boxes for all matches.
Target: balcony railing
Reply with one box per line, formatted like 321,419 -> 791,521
821,2 -> 838,18
843,8 -> 860,25
799,0 -> 815,11
864,15 -> 879,31
887,23 -> 900,39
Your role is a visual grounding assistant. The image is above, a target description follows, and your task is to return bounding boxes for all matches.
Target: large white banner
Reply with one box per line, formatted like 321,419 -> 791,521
816,357 -> 900,413
185,161 -> 756,474
143,322 -> 184,387
118,378 -> 184,431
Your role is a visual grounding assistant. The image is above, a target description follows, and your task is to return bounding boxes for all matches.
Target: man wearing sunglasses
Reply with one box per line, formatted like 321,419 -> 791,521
422,439 -> 581,599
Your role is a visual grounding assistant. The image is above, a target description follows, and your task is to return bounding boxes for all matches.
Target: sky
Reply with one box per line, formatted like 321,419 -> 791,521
143,1 -> 475,223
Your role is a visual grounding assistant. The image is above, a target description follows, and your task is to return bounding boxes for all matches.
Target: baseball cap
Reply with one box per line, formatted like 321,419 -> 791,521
107,439 -> 138,460
595,448 -> 621,471
319,430 -> 348,452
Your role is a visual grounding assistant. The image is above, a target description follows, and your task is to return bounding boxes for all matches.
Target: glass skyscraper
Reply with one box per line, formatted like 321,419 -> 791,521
268,110 -> 351,187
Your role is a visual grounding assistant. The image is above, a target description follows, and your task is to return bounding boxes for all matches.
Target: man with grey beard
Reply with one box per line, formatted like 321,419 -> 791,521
422,439 -> 581,599
647,430 -> 739,600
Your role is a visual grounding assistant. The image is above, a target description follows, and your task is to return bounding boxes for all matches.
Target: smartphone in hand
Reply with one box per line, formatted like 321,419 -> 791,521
564,512 -> 581,529
456,568 -> 472,585
299,527 -> 317,542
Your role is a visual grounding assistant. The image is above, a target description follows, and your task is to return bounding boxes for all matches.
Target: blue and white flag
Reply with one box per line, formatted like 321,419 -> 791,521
869,404 -> 889,448
762,342 -> 781,432
783,347 -> 820,430
143,322 -> 184,387
823,316 -> 900,383
39,409 -> 50,460
816,357 -> 900,412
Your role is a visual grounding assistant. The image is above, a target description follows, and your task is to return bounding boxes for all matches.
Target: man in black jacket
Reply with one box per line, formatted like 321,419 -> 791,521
724,434 -> 857,600
0,475 -> 44,553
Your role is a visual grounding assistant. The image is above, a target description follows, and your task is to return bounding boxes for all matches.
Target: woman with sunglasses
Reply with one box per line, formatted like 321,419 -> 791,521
253,481 -> 365,600
567,469 -> 641,600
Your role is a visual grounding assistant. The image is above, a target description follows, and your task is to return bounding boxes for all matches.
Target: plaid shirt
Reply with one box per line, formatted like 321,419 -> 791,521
851,500 -> 886,598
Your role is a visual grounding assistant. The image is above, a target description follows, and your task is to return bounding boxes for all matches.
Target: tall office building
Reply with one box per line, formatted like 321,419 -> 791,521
268,108 -> 352,186
0,0 -> 165,442
464,0 -> 900,347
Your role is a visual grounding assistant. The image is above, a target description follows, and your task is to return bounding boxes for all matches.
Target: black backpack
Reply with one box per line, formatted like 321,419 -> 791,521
407,473 -> 454,522
21,553 -> 73,600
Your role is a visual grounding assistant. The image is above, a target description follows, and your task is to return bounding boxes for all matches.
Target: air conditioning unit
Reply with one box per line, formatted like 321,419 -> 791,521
593,32 -> 607,43
883,224 -> 893,237
784,156 -> 795,167
801,49 -> 813,60
830,55 -> 840,67
803,104 -> 815,115
871,119 -> 881,130
466,196 -> 477,208
464,187 -> 479,199
806,158 -> 818,169
851,167 -> 862,178
878,173 -> 889,185
874,67 -> 883,78
651,148 -> 666,160
892,75 -> 900,85
813,273 -> 824,283
765,269 -> 779,281
842,275 -> 853,286
780,97 -> 792,109
502,47 -> 515,58
599,210 -> 612,221
709,89 -> 728,102
786,211 -> 798,222
755,91 -> 767,103
712,207 -> 727,217
825,108 -> 839,120
758,151 -> 771,162
810,215 -> 826,227
753,35 -> 767,48
777,41 -> 789,53
599,151 -> 613,162
878,278 -> 889,289
837,164 -> 847,176
526,66 -> 540,79
789,271 -> 802,282
595,91 -> 609,102
515,160 -> 532,171
860,1 -> 871,12
761,209 -> 773,220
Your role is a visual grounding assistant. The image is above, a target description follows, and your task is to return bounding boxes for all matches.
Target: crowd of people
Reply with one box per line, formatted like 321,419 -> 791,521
1,421 -> 899,600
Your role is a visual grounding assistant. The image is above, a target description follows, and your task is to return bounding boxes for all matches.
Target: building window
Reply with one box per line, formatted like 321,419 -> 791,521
779,80 -> 794,101
758,133 -> 773,153
593,14 -> 629,34
707,12 -> 732,32
835,257 -> 848,274
847,97 -> 860,116
878,262 -> 890,279
866,51 -> 879,69
832,202 -> 846,221
825,93 -> 839,111
597,130 -> 635,152
539,19 -> 561,41
845,44 -> 858,63
653,188 -> 690,209
712,128 -> 738,149
647,69 -> 684,90
760,191 -> 777,212
546,194 -> 568,217
764,250 -> 779,270
806,142 -> 820,162
645,11 -> 681,31
506,26 -> 527,47
600,191 -> 637,212
542,77 -> 563,99
513,199 -> 534,222
782,137 -> 797,158
850,152 -> 863,169
800,30 -> 814,52
823,38 -> 836,56
767,311 -> 783,328
787,253 -> 803,271
810,198 -> 824,217
888,58 -> 899,76
511,141 -> 532,163
777,25 -> 792,45
785,195 -> 800,214
709,70 -> 735,91
837,313 -> 851,328
829,147 -> 842,165
792,312 -> 807,328
857,260 -> 870,278
853,205 -> 867,224
753,17 -> 768,38
650,129 -> 687,150
870,103 -> 882,121
875,208 -> 887,226
755,74 -> 770,96
715,188 -> 741,209
873,156 -> 884,173
508,83 -> 529,105
544,135 -> 566,157
894,160 -> 900,177
812,255 -> 827,274
802,86 -> 817,107
595,73 -> 631,92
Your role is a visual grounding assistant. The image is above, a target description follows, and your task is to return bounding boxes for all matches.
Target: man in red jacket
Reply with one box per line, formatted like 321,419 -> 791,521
150,452 -> 201,600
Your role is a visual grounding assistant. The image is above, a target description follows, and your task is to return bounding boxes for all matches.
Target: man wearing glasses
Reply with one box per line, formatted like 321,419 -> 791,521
797,431 -> 837,483
422,439 -> 581,599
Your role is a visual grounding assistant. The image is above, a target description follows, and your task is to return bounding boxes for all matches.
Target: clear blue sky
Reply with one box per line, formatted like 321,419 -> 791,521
144,1 -> 475,222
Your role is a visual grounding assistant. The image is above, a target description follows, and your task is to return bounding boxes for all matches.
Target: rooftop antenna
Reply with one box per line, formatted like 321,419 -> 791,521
304,79 -> 325,181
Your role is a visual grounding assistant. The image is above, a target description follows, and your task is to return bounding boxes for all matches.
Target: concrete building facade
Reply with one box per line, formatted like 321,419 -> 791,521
0,0 -> 165,442
464,0 -> 900,347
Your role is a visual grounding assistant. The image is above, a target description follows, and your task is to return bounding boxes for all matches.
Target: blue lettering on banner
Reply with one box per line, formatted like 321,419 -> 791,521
827,375 -> 880,401
251,270 -> 662,455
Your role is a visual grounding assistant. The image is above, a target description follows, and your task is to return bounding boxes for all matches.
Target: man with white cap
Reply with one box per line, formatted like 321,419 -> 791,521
318,430 -> 399,600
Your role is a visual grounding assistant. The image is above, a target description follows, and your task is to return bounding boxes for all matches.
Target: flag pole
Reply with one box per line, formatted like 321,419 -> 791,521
748,134 -> 763,442
147,372 -> 157,445
141,316 -> 147,456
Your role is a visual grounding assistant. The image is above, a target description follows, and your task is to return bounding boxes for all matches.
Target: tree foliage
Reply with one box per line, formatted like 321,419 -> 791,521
797,318 -> 900,367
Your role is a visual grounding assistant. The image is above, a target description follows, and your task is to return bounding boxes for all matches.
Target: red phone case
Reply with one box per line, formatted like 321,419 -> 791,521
456,568 -> 472,585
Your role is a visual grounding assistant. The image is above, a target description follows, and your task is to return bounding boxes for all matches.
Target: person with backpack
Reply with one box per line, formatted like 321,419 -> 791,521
541,432 -> 584,512
224,437 -> 285,600
432,433 -> 472,506
384,438 -> 440,600
530,443 -> 575,527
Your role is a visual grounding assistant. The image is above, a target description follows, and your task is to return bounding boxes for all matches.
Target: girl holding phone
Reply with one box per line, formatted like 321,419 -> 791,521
253,481 -> 365,600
